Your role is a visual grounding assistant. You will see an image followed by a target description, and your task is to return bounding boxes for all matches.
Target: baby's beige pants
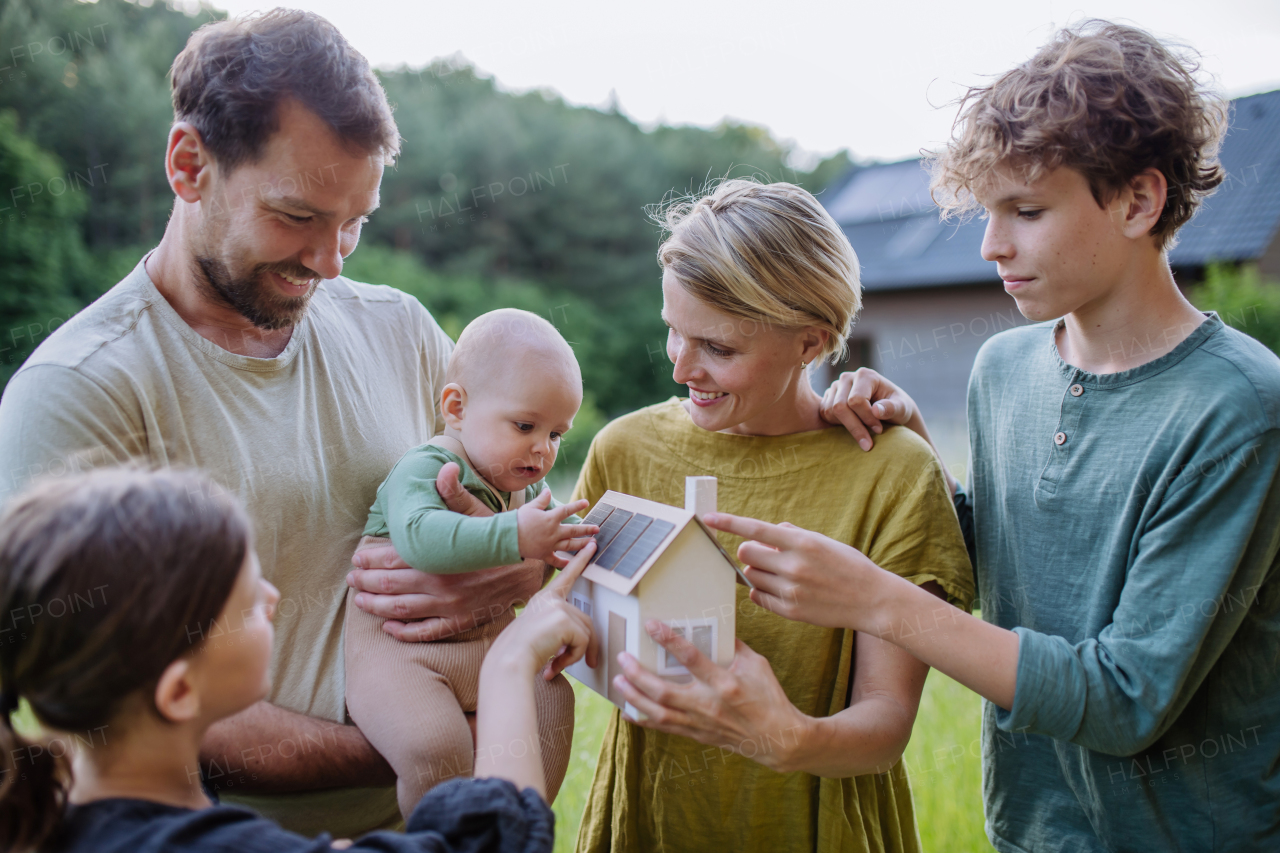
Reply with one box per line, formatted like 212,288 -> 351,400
343,543 -> 574,818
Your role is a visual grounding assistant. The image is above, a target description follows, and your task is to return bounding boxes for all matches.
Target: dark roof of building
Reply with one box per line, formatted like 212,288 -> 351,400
822,89 -> 1280,292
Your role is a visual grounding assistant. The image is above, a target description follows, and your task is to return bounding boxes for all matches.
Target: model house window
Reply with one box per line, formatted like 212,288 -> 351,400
658,619 -> 718,675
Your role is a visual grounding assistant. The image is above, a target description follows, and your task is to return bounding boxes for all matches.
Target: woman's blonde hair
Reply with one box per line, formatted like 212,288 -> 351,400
653,179 -> 861,364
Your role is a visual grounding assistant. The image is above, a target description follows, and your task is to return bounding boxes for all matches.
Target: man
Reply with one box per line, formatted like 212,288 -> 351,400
705,21 -> 1280,852
0,10 -> 543,836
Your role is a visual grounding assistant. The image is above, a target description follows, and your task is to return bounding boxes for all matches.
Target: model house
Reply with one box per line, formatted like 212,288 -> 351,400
565,476 -> 746,717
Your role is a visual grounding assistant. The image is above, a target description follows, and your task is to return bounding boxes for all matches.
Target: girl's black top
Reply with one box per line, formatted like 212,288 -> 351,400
47,777 -> 553,853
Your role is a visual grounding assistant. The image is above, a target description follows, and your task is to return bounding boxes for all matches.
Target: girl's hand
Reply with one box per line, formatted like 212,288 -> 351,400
610,620 -> 811,774
488,540 -> 599,678
702,512 -> 882,632
476,541 -> 599,798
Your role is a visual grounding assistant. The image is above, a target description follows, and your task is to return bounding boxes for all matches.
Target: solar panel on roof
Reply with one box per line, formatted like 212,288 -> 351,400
567,502 -> 615,555
581,503 -> 615,526
595,514 -> 652,570
591,506 -> 633,554
612,518 -> 674,578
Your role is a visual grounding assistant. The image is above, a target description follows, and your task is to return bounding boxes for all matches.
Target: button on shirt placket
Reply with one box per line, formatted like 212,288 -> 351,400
1036,373 -> 1090,499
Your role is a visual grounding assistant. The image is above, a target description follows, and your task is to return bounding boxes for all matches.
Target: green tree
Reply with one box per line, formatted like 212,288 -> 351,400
0,0 -> 855,418
0,0 -> 221,250
1189,263 -> 1280,356
0,109 -> 91,384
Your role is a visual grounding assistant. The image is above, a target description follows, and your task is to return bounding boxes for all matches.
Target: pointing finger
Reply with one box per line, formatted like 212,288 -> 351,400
544,540 -> 595,597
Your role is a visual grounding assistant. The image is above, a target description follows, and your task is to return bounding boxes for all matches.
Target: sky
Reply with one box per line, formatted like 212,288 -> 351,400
208,0 -> 1280,165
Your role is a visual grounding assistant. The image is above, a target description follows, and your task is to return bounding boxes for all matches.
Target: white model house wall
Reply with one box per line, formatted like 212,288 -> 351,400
635,525 -> 737,677
567,577 -> 641,710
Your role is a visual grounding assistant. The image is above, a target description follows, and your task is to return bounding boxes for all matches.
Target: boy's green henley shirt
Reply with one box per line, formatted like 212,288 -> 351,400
967,313 -> 1280,852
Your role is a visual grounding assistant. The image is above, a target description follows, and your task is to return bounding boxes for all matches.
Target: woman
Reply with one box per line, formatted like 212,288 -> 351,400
572,180 -> 973,852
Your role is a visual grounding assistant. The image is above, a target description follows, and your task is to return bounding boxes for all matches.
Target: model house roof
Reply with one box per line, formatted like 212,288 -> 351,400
578,490 -> 741,595
821,89 -> 1280,292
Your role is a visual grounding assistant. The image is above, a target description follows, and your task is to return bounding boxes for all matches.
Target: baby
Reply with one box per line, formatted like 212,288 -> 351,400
344,308 -> 598,819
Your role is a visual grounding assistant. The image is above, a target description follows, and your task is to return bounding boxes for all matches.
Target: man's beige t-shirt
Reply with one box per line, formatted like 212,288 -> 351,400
0,255 -> 453,835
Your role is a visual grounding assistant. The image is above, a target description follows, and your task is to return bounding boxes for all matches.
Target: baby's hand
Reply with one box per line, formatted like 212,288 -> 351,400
516,490 -> 598,568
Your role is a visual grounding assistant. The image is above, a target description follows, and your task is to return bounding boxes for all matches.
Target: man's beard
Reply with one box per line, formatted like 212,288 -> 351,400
194,256 -> 316,331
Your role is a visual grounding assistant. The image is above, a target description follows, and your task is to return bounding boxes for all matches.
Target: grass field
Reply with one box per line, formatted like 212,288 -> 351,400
551,670 -> 992,853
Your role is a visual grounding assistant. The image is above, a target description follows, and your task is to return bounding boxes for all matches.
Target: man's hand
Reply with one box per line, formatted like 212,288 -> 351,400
346,461 -> 547,642
516,489 -> 597,567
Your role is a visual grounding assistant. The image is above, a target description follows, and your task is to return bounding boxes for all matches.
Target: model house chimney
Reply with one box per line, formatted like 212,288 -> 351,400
685,476 -> 717,519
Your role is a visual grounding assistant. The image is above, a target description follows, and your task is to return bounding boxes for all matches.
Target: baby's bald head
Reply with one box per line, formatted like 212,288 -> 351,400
446,308 -> 581,393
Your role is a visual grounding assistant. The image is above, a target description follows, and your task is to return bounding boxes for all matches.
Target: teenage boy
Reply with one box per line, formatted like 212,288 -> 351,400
699,20 -> 1280,852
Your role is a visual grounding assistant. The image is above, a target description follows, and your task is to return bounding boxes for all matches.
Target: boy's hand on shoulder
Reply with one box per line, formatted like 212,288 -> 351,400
821,368 -> 920,451
516,490 -> 598,568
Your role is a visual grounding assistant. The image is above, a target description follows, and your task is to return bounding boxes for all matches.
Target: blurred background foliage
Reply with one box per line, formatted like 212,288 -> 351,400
0,0 -> 852,444
3,0 -> 1277,425
1189,263 -> 1280,356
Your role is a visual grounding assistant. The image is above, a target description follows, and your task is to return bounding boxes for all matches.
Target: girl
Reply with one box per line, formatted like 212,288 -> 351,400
0,467 -> 595,852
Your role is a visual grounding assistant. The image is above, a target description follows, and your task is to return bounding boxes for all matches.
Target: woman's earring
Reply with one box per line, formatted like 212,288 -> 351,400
801,361 -> 808,369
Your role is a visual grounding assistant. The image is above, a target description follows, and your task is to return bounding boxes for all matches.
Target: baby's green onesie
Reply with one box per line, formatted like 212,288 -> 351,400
364,440 -> 576,573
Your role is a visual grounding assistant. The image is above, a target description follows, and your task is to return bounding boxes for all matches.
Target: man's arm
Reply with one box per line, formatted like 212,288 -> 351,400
199,700 -> 395,793
0,365 -> 146,501
347,462 -> 548,642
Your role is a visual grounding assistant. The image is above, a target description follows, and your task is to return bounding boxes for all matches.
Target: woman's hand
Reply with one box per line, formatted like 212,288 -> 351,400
611,620 -> 812,774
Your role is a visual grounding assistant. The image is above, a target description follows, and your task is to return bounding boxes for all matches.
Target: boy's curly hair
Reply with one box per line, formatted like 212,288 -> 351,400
929,20 -> 1228,249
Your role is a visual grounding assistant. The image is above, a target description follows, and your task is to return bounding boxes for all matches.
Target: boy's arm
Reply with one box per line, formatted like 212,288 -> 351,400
383,454 -> 521,574
994,431 -> 1280,754
820,367 -> 975,564
711,430 -> 1280,754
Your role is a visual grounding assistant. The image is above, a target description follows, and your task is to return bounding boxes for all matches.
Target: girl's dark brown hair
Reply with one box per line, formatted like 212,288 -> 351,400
0,468 -> 249,851
930,19 -> 1228,249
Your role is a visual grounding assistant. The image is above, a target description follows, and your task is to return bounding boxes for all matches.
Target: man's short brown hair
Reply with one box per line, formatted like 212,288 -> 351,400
930,20 -> 1228,249
170,9 -> 400,170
